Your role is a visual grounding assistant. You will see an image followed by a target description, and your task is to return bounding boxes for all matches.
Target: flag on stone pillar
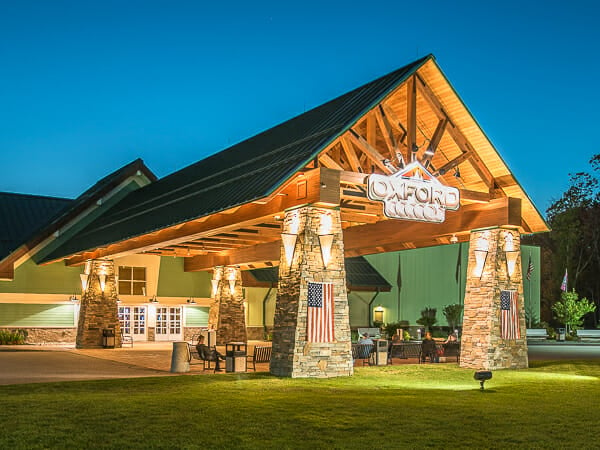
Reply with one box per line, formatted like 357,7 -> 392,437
561,269 -> 568,292
500,290 -> 520,340
307,282 -> 335,343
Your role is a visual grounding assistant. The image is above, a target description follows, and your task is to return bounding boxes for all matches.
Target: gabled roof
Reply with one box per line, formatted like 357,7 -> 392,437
41,56 -> 432,262
243,256 -> 391,292
0,192 -> 72,260
0,158 -> 156,268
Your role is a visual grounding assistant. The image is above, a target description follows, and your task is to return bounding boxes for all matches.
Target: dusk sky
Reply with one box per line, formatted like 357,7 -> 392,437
1,1 -> 599,216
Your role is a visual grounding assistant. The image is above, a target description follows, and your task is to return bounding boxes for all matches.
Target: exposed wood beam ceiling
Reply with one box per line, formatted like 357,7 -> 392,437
59,65 -> 534,271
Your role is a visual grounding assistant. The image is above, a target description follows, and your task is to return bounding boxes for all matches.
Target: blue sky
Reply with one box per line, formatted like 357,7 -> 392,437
1,0 -> 599,215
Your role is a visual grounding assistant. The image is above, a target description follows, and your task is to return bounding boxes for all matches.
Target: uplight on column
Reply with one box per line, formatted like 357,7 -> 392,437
318,234 -> 334,269
473,233 -> 489,278
211,280 -> 219,298
98,274 -> 107,292
281,233 -> 298,265
80,273 -> 89,291
504,232 -> 518,277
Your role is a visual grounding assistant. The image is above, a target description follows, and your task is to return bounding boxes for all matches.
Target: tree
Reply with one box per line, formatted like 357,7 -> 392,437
552,290 -> 596,335
416,307 -> 437,332
442,304 -> 463,330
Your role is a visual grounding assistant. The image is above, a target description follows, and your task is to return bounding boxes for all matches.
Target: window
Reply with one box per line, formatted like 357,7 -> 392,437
118,266 -> 147,295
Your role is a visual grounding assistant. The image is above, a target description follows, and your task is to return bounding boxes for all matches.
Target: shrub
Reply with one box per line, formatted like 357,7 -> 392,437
0,329 -> 26,345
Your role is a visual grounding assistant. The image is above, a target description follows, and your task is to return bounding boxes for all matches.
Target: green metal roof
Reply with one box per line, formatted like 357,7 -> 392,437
248,256 -> 391,292
0,192 -> 72,260
42,55 -> 433,262
1,158 -> 155,264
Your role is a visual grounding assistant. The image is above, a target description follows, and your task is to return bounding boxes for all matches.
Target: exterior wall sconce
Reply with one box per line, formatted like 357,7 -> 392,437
226,266 -> 238,296
70,295 -> 79,302
211,280 -> 219,298
80,273 -> 89,291
116,298 -> 121,303
450,234 -> 458,244
473,234 -> 489,278
318,234 -> 334,269
504,231 -> 518,278
281,233 -> 298,266
98,274 -> 107,293
374,305 -> 384,323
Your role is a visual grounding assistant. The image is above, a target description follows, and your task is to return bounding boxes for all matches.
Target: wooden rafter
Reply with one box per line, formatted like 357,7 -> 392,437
421,117 -> 447,168
340,136 -> 363,173
414,74 -> 494,188
347,129 -> 393,174
374,105 -> 399,162
406,76 -> 417,162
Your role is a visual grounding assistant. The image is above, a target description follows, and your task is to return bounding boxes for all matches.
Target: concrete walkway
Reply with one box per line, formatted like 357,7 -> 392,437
1,341 -> 599,386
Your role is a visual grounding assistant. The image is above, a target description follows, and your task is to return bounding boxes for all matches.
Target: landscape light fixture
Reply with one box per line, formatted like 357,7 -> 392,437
474,371 -> 492,390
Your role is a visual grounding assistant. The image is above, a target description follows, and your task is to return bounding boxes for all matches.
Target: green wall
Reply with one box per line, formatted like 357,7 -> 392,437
156,257 -> 211,298
0,303 -> 75,327
365,244 -> 541,326
0,259 -> 82,294
185,306 -> 209,326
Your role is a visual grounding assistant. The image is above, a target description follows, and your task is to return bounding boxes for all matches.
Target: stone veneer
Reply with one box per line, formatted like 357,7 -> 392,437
208,265 -> 247,345
271,206 -> 353,378
460,228 -> 528,369
76,260 -> 121,349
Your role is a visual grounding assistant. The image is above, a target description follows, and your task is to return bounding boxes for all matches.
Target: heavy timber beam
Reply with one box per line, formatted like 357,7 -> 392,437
414,74 -> 494,188
184,197 -> 521,271
347,129 -> 392,174
406,76 -> 417,162
62,168 -> 341,266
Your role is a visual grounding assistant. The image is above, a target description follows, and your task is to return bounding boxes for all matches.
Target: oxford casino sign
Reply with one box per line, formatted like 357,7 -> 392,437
367,162 -> 460,223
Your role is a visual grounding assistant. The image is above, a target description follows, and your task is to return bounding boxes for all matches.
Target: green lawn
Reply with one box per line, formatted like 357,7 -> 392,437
1,361 -> 599,449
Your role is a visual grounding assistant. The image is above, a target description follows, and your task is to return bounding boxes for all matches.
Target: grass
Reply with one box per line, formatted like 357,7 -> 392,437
1,361 -> 600,449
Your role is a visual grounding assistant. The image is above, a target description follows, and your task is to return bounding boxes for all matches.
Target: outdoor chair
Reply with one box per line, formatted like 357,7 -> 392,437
121,331 -> 133,348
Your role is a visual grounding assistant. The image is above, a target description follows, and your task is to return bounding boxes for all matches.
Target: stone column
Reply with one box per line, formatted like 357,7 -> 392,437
76,259 -> 121,349
208,265 -> 247,345
460,228 -> 528,369
271,206 -> 353,378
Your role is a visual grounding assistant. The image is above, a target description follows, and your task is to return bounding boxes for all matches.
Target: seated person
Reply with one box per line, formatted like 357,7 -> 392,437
444,331 -> 458,344
196,335 -> 226,371
356,333 -> 374,359
421,331 -> 438,363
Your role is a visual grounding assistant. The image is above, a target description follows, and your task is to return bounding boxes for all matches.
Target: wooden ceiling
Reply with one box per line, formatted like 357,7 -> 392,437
62,60 -> 547,271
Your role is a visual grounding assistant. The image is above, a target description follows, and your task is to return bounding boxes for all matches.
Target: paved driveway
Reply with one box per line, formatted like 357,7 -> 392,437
0,349 -> 170,385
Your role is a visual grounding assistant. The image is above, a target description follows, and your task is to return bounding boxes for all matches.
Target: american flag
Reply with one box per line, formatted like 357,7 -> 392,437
526,256 -> 534,280
307,282 -> 335,343
561,269 -> 568,292
500,290 -> 520,340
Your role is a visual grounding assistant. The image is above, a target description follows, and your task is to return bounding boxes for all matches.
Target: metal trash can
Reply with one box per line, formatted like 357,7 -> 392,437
102,328 -> 115,348
557,328 -> 566,342
373,339 -> 388,365
226,342 -> 247,373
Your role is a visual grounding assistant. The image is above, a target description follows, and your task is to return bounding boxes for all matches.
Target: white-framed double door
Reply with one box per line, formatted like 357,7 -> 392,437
118,306 -> 147,340
155,306 -> 183,341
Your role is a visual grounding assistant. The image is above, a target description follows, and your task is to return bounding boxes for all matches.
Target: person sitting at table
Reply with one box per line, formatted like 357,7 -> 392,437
444,331 -> 458,344
196,335 -> 225,371
421,331 -> 438,363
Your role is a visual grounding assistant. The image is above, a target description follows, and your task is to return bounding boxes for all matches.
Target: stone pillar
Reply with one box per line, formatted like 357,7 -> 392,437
208,265 -> 247,345
460,228 -> 528,369
271,206 -> 353,378
76,259 -> 121,349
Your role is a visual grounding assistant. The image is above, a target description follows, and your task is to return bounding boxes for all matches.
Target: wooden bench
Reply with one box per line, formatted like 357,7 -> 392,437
526,329 -> 548,341
576,330 -> 600,341
247,346 -> 272,371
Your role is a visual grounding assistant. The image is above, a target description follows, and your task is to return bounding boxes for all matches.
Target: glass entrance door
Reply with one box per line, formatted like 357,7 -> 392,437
118,306 -> 147,340
155,307 -> 182,341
